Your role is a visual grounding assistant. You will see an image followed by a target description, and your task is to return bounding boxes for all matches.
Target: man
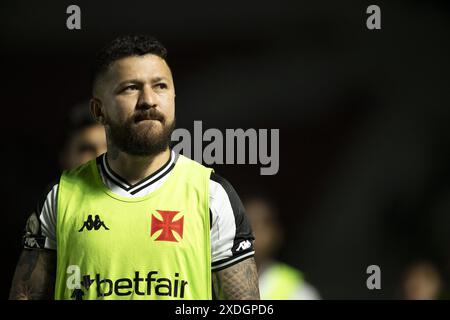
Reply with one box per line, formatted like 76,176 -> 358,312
9,35 -> 259,300
400,260 -> 444,300
60,102 -> 107,170
244,195 -> 320,300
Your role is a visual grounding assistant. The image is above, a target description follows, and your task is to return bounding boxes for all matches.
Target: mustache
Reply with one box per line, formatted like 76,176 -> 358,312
133,108 -> 165,123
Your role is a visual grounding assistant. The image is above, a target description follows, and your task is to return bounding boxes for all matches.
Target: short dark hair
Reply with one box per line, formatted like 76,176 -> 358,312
66,101 -> 97,132
91,35 -> 168,91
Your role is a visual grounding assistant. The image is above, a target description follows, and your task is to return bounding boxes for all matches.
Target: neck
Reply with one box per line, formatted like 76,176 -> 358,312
106,147 -> 171,185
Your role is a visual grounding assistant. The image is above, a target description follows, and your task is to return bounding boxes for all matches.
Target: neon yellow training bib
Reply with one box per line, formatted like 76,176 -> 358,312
261,263 -> 304,300
54,154 -> 212,300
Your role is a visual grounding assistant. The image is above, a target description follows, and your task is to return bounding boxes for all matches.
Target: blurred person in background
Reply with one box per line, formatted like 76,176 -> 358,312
59,102 -> 107,170
401,260 -> 444,300
244,195 -> 320,299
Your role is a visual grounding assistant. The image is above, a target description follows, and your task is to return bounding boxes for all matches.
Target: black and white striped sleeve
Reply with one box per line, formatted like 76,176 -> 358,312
210,173 -> 255,271
23,182 -> 58,250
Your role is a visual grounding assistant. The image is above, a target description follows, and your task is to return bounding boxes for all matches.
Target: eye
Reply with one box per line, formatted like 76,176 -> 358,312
155,83 -> 168,89
122,84 -> 139,92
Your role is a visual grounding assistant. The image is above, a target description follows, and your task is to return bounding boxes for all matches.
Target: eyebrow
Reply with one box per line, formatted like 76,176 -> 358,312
117,77 -> 168,87
151,77 -> 168,83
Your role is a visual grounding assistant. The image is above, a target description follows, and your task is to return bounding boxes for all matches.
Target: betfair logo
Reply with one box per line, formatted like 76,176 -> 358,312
79,214 -> 110,232
66,266 -> 189,299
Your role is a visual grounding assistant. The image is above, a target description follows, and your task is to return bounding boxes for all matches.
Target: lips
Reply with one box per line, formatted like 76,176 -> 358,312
134,113 -> 163,123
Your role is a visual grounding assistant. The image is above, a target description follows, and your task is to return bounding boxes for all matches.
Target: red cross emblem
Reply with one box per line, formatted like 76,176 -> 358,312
151,210 -> 184,242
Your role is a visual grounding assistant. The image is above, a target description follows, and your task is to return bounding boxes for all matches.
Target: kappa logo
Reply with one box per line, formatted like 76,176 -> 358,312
79,214 -> 110,232
236,240 -> 252,252
151,210 -> 184,242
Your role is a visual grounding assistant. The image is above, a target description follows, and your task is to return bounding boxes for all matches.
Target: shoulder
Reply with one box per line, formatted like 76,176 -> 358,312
208,172 -> 255,270
23,180 -> 59,250
209,173 -> 241,204
35,181 -> 60,224
209,172 -> 247,225
60,159 -> 95,181
176,154 -> 213,175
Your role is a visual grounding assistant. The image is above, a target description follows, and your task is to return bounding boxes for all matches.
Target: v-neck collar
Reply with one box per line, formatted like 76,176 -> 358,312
97,150 -> 178,195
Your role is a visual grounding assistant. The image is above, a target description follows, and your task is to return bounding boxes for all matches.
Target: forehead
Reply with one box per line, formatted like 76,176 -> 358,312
104,54 -> 172,83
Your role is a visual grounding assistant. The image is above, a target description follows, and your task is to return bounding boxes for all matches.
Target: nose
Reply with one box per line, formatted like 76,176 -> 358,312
137,85 -> 157,109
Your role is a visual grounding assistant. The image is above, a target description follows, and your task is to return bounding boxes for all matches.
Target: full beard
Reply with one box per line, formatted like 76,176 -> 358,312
106,114 -> 175,157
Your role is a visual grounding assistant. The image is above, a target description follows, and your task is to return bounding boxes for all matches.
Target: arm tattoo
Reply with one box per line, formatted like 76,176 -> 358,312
212,257 -> 260,300
9,249 -> 56,300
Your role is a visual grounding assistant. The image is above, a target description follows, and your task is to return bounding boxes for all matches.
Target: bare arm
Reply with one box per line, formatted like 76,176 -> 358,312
9,249 -> 56,300
212,257 -> 260,300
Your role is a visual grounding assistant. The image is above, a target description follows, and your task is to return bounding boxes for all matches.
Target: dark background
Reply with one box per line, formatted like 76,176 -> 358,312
1,0 -> 450,299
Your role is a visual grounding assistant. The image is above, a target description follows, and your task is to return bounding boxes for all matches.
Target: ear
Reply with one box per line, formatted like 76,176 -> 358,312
90,98 -> 105,125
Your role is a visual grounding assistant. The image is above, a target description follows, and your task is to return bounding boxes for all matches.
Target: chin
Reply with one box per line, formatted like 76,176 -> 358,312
135,122 -> 162,134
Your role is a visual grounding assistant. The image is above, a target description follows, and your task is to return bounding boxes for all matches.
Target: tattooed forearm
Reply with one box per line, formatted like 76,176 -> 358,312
212,257 -> 260,300
9,249 -> 56,300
